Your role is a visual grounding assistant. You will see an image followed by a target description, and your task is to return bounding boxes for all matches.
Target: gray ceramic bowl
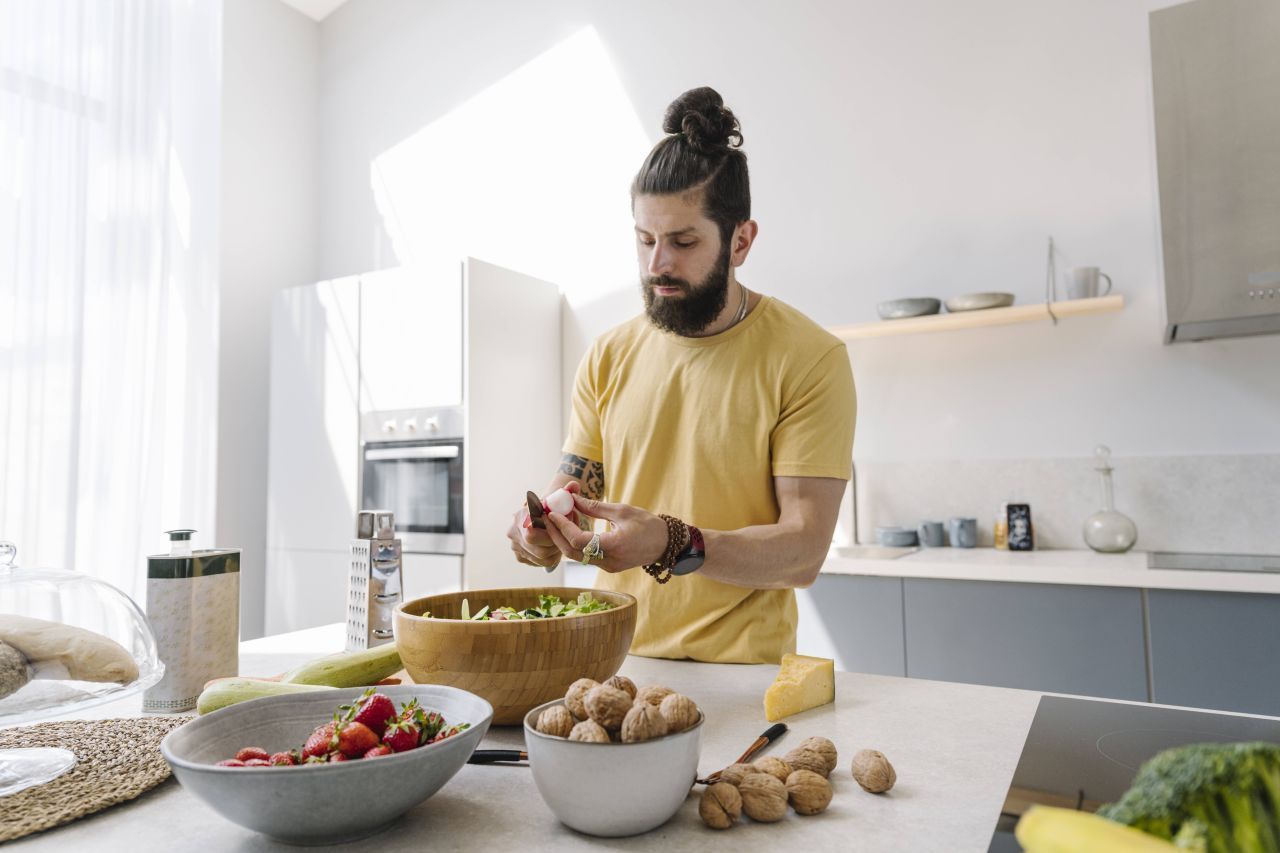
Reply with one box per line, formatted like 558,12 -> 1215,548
877,297 -> 941,320
945,291 -> 1015,312
523,699 -> 703,837
876,526 -> 920,547
161,684 -> 492,845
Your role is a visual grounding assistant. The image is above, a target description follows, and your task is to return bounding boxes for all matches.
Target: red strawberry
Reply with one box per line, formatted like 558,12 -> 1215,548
430,722 -> 470,743
235,747 -> 270,762
269,751 -> 298,766
420,710 -> 445,741
243,758 -> 271,767
336,721 -> 379,758
303,721 -> 338,758
303,754 -> 328,765
344,689 -> 396,738
383,715 -> 421,753
363,744 -> 394,759
330,752 -> 350,762
216,759 -> 245,767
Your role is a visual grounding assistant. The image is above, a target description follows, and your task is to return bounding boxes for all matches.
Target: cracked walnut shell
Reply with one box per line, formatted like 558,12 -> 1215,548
799,736 -> 838,774
584,684 -> 632,731
786,769 -> 833,815
785,746 -> 831,778
605,674 -> 637,699
699,782 -> 742,830
658,693 -> 699,733
851,749 -> 896,793
564,678 -> 598,719
567,719 -> 610,743
738,772 -> 788,822
535,704 -> 575,738
634,684 -> 675,707
621,701 -> 669,743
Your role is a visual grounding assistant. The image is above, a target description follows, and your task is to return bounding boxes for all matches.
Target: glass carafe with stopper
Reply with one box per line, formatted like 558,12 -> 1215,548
1082,446 -> 1138,553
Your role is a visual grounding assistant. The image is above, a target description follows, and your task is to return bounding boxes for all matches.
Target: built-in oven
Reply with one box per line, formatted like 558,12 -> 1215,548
359,406 -> 464,555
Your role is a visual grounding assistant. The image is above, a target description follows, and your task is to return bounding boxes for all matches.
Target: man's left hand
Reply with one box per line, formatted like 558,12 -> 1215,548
543,494 -> 675,573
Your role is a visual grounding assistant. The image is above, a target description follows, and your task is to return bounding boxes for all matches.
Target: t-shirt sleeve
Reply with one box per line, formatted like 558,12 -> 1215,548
562,343 -> 605,462
770,343 -> 856,479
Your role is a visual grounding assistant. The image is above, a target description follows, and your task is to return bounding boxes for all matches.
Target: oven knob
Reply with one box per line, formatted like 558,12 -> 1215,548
382,420 -> 396,433
425,417 -> 439,433
403,417 -> 418,432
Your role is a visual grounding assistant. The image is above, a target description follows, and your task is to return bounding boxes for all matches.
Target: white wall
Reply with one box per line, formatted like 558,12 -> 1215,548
219,0 -> 320,638
313,0 -> 1279,479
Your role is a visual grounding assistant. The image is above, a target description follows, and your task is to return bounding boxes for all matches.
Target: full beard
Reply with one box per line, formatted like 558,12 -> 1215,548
641,241 -> 733,336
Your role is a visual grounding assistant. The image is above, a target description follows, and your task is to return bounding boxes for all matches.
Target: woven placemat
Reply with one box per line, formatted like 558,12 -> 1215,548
0,715 -> 192,842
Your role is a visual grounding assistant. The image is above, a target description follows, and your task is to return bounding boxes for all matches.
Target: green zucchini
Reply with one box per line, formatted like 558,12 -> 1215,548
279,642 -> 402,688
196,678 -> 331,715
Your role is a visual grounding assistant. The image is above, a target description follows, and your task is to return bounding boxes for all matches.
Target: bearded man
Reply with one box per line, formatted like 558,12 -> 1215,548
505,87 -> 856,664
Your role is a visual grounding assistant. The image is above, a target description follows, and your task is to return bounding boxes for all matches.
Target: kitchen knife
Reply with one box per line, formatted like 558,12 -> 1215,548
696,723 -> 789,785
468,749 -> 527,765
526,491 -> 546,529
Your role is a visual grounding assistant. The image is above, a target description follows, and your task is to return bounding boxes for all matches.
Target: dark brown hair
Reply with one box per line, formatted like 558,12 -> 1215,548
631,87 -> 750,244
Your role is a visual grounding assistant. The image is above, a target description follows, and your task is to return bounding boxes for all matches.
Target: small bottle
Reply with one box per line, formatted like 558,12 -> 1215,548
1083,446 -> 1138,553
993,503 -> 1009,550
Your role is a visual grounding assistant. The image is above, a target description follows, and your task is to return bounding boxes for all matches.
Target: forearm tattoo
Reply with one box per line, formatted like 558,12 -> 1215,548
558,453 -> 604,531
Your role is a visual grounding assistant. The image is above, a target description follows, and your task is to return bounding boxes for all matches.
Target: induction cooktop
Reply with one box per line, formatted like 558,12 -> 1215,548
989,695 -> 1280,852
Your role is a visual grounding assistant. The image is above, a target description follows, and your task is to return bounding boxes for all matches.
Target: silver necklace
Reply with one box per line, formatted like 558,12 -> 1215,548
731,284 -> 748,326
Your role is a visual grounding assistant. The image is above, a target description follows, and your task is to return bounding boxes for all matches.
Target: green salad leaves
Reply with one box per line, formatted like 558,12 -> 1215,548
430,592 -> 615,622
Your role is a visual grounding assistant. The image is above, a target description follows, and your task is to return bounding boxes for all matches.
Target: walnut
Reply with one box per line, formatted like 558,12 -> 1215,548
851,749 -> 896,793
605,675 -> 637,699
718,763 -> 757,787
658,693 -> 699,733
752,756 -> 792,783
584,684 -> 632,732
738,772 -> 788,822
567,719 -> 610,743
786,769 -> 833,815
799,736 -> 838,775
698,782 -> 742,829
535,704 -> 575,738
785,746 -> 830,778
620,701 -> 669,743
564,678 -> 598,719
634,684 -> 675,706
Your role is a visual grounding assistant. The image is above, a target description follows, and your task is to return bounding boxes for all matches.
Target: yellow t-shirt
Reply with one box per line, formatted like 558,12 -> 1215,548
563,295 -> 856,664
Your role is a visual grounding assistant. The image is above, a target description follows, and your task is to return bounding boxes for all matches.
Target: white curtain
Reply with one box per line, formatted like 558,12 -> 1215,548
0,0 -> 221,605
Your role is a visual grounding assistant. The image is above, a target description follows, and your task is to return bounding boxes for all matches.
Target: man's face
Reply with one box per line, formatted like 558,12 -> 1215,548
633,193 -> 731,336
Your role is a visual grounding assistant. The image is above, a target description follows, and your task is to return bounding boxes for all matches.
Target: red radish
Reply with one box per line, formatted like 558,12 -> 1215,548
545,488 -> 574,515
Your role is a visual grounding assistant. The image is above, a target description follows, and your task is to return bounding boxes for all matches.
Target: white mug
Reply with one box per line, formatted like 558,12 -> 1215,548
1066,266 -> 1113,300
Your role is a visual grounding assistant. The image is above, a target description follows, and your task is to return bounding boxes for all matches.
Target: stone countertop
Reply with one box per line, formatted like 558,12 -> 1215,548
821,546 -> 1280,594
8,624 -> 1041,852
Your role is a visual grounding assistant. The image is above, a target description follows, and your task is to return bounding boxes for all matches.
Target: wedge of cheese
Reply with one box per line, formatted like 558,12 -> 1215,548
764,653 -> 835,721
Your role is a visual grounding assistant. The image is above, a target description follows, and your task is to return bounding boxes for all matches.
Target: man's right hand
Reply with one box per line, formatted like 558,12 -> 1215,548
507,483 -> 582,569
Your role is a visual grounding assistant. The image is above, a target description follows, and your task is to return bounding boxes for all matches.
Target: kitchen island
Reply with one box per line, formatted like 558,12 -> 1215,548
7,623 -> 1043,852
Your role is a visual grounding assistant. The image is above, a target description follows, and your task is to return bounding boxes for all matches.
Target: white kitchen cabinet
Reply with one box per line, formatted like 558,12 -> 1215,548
265,277 -> 361,554
358,265 -> 462,413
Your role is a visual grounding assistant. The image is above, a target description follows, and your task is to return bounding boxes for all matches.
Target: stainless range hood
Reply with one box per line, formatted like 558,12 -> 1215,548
1150,0 -> 1280,343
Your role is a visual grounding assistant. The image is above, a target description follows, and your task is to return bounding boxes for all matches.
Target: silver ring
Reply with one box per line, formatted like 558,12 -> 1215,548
581,533 -> 604,565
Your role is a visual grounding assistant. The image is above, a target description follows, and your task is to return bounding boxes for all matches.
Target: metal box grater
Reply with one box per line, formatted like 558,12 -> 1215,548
347,510 -> 403,651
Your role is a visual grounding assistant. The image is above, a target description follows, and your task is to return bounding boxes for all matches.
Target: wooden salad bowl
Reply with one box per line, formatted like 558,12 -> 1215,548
394,587 -> 637,725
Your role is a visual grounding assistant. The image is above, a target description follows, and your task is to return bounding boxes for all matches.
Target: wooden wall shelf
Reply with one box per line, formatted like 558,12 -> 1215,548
828,294 -> 1125,341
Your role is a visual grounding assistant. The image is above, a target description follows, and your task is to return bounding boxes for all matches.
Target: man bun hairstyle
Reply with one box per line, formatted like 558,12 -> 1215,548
632,86 -> 750,244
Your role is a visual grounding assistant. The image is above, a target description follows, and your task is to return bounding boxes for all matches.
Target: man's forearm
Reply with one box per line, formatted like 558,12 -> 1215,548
693,523 -> 828,590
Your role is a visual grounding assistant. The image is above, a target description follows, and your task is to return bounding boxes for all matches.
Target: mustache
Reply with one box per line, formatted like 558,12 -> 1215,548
645,276 -> 690,291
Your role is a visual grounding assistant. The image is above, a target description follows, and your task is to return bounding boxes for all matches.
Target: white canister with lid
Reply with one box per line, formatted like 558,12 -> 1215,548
142,529 -> 239,713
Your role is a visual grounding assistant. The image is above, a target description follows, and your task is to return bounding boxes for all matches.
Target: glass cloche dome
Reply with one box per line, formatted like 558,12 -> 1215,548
0,540 -> 163,795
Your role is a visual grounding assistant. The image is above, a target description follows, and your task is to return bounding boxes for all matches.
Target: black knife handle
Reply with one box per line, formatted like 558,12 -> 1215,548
468,749 -> 527,765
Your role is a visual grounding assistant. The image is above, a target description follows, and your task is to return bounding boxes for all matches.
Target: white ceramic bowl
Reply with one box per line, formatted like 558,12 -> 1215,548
523,699 -> 703,837
161,684 -> 492,845
877,297 -> 941,319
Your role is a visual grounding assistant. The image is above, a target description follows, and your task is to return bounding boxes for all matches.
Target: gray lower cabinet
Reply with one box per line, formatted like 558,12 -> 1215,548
796,575 -> 905,676
902,579 -> 1148,701
1147,589 -> 1280,717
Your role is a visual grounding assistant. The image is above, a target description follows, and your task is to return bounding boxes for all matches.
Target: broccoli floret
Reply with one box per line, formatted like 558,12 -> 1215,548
1097,741 -> 1280,853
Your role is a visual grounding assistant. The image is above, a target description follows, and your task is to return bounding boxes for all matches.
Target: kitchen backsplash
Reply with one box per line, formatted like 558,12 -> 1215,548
840,453 -> 1280,554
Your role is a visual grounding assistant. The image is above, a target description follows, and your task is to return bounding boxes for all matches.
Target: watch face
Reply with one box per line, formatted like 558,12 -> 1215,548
671,554 -> 704,576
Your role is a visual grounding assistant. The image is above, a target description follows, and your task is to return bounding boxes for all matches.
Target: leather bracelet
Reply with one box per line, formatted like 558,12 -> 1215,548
643,514 -> 688,584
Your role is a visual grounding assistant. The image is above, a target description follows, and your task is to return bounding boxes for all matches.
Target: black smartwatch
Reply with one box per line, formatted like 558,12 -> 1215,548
670,526 -> 705,576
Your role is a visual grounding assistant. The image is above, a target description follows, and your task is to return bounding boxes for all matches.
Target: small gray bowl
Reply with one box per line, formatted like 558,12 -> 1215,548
523,699 -> 703,837
162,684 -> 492,845
876,526 -> 920,547
877,297 -> 941,320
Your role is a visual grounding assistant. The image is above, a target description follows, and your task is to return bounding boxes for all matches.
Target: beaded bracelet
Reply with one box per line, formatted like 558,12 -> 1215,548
643,514 -> 689,584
